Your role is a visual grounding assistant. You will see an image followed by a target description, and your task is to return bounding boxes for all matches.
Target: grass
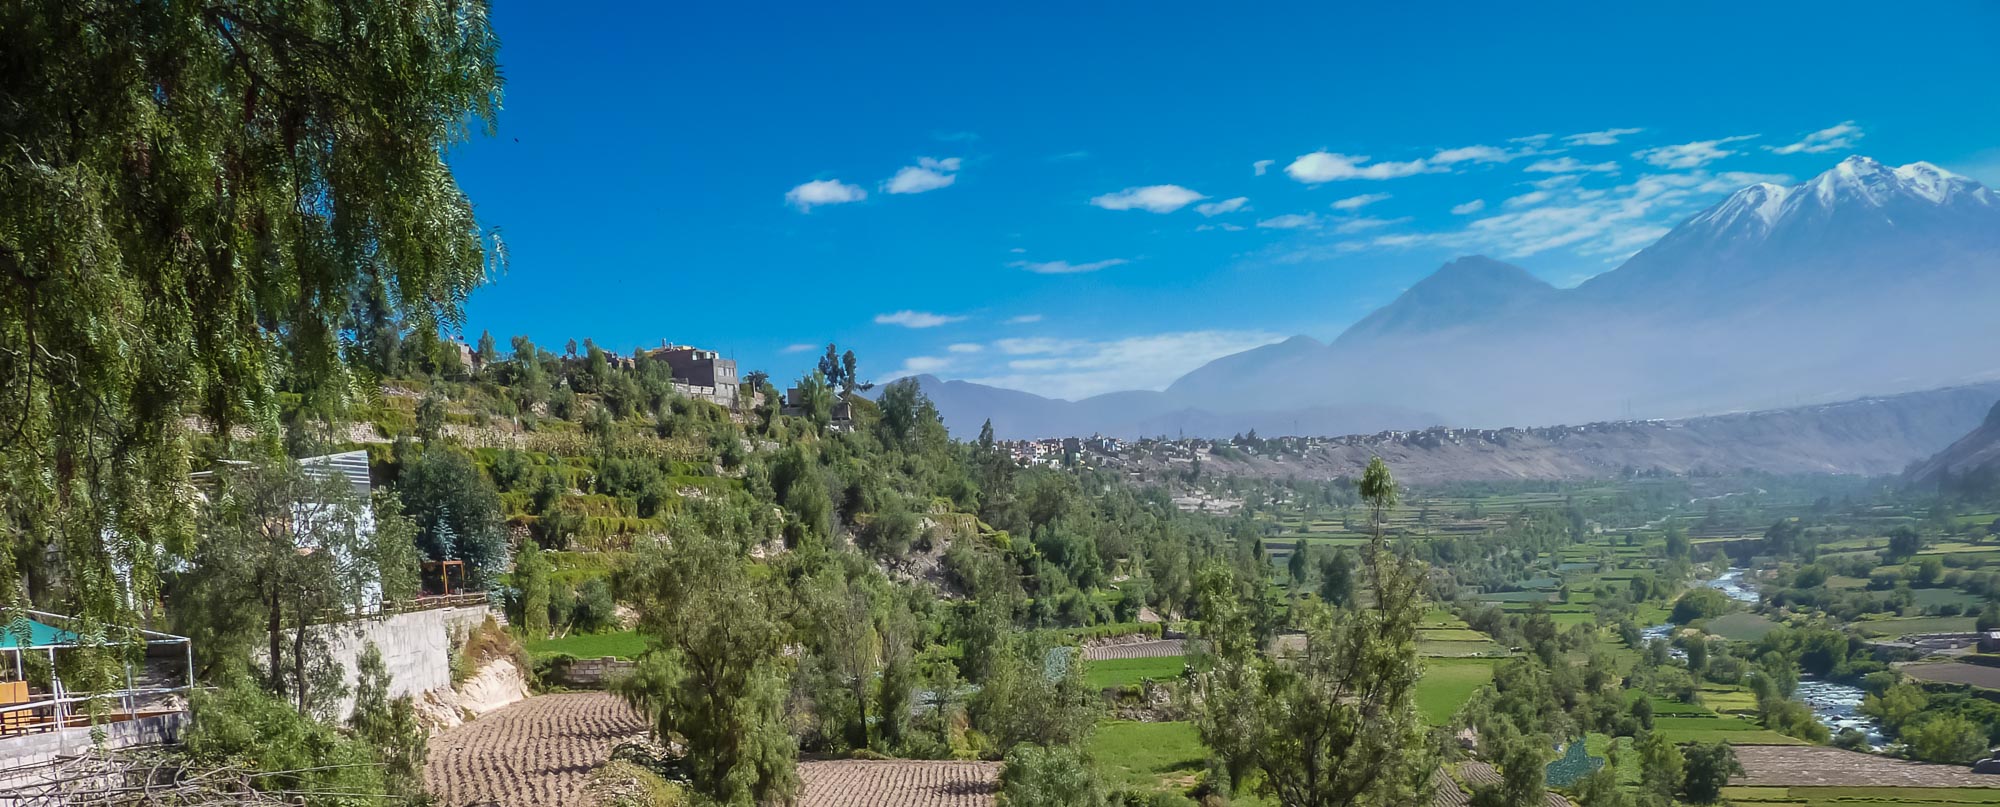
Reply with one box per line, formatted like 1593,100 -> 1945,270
1851,615 -> 1979,637
1416,657 -> 1498,725
1090,721 -> 1208,794
1649,715 -> 1804,744
527,629 -> 647,659
1085,656 -> 1188,690
1704,613 -> 1779,641
1721,786 -> 2000,806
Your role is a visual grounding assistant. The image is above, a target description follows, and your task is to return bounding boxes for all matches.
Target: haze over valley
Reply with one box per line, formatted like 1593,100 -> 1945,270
911,157 -> 2000,442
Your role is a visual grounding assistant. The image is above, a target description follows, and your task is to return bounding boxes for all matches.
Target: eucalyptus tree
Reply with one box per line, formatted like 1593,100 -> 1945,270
0,1 -> 502,668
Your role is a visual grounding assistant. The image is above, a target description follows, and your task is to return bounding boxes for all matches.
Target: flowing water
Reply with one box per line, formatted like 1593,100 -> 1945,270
1641,568 -> 1883,746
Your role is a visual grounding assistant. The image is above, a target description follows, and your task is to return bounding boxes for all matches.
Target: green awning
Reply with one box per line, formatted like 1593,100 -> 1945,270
0,618 -> 78,650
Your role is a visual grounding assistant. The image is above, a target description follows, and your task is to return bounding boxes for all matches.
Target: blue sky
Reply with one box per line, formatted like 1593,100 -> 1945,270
451,1 -> 2000,401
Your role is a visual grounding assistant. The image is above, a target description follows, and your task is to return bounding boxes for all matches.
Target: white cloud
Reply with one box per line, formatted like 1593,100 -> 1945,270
1504,190 -> 1552,208
1090,184 -> 1206,213
1526,157 -> 1620,174
1333,216 -> 1409,234
1510,133 -> 1554,146
1195,222 -> 1247,232
1195,197 -> 1250,217
1431,145 -> 1524,165
1285,144 -> 1528,184
967,330 -> 1287,400
881,355 -> 954,381
1451,199 -> 1487,215
1009,247 -> 1026,253
947,343 -> 984,353
884,156 -> 963,194
1253,159 -> 1275,176
1285,151 -> 1437,182
1768,121 -> 1863,155
1256,213 -> 1321,230
1563,127 -> 1645,146
874,310 -> 966,328
1332,193 -> 1392,210
781,343 -> 817,353
785,179 -> 867,211
1011,258 -> 1130,275
1006,314 -> 1044,325
1633,135 -> 1758,169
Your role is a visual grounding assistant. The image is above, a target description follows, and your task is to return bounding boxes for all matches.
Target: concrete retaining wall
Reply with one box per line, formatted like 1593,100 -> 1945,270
268,604 -> 495,719
0,713 -> 187,795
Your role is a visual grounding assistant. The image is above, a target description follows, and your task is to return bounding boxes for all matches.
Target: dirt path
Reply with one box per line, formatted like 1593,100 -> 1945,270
425,692 -> 649,807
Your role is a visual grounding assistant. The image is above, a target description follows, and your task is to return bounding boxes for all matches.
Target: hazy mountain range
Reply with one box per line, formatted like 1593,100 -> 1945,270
907,156 -> 2000,440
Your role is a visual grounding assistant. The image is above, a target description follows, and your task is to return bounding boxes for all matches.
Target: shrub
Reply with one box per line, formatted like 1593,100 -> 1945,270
999,744 -> 1105,807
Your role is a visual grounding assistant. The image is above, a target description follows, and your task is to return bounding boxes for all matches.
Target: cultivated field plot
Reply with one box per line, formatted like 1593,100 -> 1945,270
1082,639 -> 1188,660
424,692 -> 649,806
1732,745 -> 2000,788
1901,661 -> 2000,689
797,760 -> 1000,807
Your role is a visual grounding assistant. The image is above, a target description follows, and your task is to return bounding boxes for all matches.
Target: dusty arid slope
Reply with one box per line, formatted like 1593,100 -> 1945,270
1146,382 -> 2000,484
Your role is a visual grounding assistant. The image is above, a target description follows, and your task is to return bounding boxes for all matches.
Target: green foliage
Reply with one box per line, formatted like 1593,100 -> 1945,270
1670,587 -> 1733,624
167,458 -> 394,714
1636,733 -> 1682,804
614,528 -> 797,805
970,644 -> 1102,753
349,643 -> 429,801
999,744 -> 1107,807
517,536 -> 553,639
181,672 -> 393,805
396,446 -> 509,584
1676,742 -> 1742,804
1903,714 -> 1990,764
1189,462 -> 1434,807
0,0 -> 500,677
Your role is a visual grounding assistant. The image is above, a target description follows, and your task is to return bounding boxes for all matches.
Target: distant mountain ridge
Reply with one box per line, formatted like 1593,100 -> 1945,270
1907,400 -> 2000,489
916,156 -> 2000,440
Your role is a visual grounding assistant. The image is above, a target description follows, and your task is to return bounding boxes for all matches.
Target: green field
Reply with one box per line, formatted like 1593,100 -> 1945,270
527,629 -> 646,659
1722,786 -> 2000,806
1649,715 -> 1804,744
1416,657 -> 1498,725
1852,615 -> 1979,637
1085,656 -> 1189,690
1704,613 -> 1779,641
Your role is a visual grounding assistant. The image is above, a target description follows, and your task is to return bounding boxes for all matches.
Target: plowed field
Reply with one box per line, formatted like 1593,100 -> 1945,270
424,692 -> 648,806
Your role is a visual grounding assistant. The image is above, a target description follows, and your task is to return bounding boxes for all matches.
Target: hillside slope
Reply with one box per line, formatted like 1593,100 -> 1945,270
1906,400 -> 2000,488
1129,382 -> 2000,484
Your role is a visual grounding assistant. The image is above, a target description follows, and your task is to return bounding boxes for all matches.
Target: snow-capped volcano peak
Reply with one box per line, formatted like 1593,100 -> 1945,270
1692,181 -> 1793,232
1893,160 -> 1982,204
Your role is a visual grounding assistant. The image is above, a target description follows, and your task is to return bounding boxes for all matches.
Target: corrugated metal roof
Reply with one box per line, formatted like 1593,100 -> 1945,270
301,450 -> 373,500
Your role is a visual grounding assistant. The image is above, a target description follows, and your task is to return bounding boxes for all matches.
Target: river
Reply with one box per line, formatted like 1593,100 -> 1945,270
1644,568 -> 1883,746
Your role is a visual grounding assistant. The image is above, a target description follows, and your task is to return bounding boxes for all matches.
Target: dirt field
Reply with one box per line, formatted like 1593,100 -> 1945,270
424,693 -> 1001,807
1902,661 -> 2000,690
1082,639 -> 1187,661
425,692 -> 649,806
1732,745 -> 2000,788
798,759 -> 1000,807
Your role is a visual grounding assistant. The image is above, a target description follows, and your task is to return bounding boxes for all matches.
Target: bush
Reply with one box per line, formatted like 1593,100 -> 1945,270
582,759 -> 688,807
1670,587 -> 1733,624
999,744 -> 1105,807
1904,714 -> 1989,764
